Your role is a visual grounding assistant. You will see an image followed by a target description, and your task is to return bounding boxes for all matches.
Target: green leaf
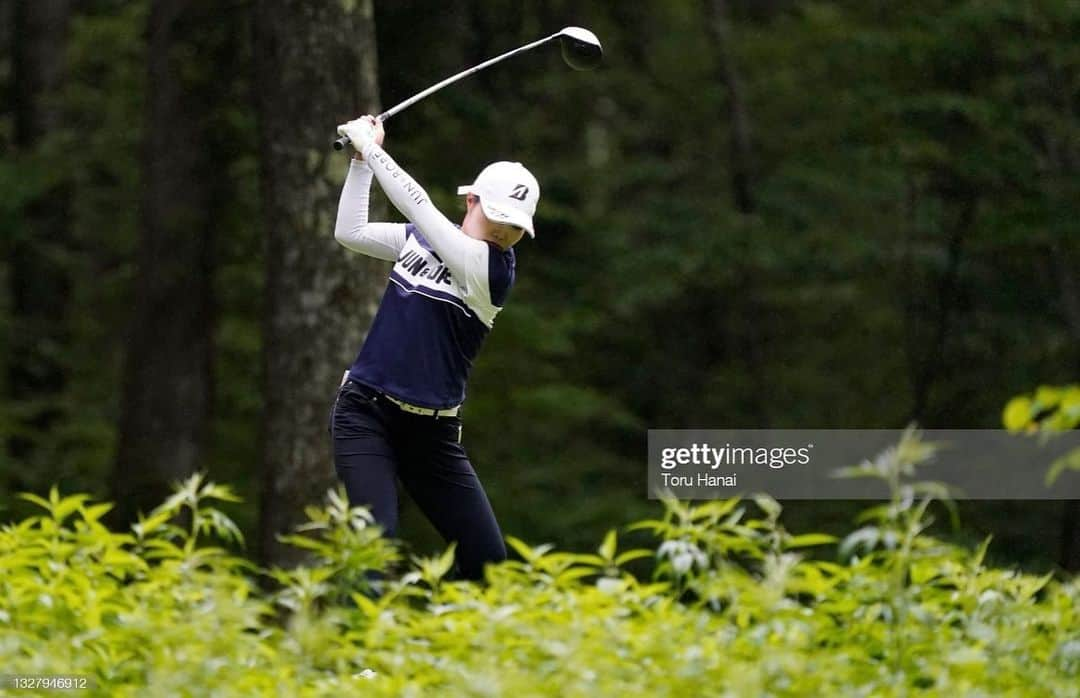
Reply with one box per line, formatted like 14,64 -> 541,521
54,494 -> 91,522
555,567 -> 596,584
839,526 -> 881,557
80,502 -> 114,523
505,536 -> 552,564
200,482 -> 243,504
434,541 -> 457,580
1002,396 -> 1033,432
569,553 -> 606,567
625,519 -> 667,533
17,492 -> 52,512
690,498 -> 742,521
276,534 -> 331,554
351,592 -> 380,617
1045,447 -> 1080,486
752,494 -> 782,520
831,464 -> 880,480
598,529 -> 617,561
132,509 -> 173,539
614,549 -> 653,566
785,533 -> 838,549
1034,385 -> 1064,410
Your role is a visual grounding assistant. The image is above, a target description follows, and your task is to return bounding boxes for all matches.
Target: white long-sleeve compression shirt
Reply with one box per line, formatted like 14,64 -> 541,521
333,159 -> 407,262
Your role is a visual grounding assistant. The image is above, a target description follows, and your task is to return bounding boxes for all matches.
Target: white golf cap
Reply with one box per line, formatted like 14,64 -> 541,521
456,161 -> 540,238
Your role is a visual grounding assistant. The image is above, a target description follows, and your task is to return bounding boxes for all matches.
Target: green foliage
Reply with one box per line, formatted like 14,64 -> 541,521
1004,384 -> 1080,434
1003,384 -> 1080,484
0,473 -> 397,695
3,443 -> 1078,696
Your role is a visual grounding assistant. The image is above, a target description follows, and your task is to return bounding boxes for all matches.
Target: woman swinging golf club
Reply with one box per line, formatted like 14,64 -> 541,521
328,115 -> 538,581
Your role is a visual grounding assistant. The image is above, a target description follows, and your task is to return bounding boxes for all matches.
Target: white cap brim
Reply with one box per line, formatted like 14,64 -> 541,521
457,186 -> 535,237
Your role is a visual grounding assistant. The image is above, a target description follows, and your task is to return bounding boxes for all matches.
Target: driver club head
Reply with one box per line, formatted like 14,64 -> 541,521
557,26 -> 603,71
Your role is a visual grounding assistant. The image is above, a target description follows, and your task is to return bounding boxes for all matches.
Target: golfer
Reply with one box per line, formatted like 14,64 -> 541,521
328,115 -> 538,581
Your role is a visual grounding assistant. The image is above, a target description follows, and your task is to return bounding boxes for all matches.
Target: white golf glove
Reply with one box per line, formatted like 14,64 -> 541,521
337,117 -> 376,151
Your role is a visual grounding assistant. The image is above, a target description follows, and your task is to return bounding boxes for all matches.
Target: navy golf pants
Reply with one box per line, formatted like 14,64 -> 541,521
329,379 -> 506,581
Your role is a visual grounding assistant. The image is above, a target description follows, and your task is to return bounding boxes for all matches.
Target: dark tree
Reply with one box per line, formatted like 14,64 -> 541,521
706,0 -> 755,215
254,0 -> 383,566
705,0 -> 769,425
112,0 -> 221,523
7,0 -> 72,485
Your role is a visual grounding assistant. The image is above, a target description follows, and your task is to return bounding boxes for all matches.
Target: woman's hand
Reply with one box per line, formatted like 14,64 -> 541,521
366,115 -> 386,148
346,115 -> 385,160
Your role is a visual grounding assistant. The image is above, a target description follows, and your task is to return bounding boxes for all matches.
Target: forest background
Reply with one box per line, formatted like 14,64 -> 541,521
2,0 -> 1077,571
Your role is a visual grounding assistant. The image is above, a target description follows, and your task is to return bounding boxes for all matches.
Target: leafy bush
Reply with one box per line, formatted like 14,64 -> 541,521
1,437 -> 1077,696
1004,384 -> 1080,484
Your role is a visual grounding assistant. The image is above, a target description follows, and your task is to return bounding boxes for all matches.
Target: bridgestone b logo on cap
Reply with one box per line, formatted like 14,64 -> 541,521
509,184 -> 529,201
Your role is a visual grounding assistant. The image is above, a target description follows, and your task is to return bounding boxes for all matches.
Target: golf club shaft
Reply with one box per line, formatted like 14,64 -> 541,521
333,34 -> 556,151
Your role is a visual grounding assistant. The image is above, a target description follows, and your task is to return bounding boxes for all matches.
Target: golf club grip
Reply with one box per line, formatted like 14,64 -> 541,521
332,112 -> 389,151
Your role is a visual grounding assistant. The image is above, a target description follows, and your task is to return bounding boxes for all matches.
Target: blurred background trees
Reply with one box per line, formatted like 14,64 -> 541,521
2,0 -> 1077,568
112,0 -> 224,525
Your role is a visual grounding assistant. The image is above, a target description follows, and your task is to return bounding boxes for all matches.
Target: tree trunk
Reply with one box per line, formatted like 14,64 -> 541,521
1059,498 -> 1079,573
11,0 -> 69,147
706,0 -> 755,214
7,0 -> 71,482
705,0 -> 767,422
1049,240 -> 1080,572
254,0 -> 383,567
909,196 -> 975,423
1050,240 -> 1080,374
111,0 -> 218,523
1040,43 -> 1080,572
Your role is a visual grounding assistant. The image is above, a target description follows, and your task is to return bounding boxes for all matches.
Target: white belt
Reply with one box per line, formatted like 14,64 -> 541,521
382,393 -> 461,417
341,370 -> 460,417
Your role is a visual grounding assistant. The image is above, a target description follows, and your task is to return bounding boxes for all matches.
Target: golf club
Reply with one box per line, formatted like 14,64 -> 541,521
332,26 -> 602,150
